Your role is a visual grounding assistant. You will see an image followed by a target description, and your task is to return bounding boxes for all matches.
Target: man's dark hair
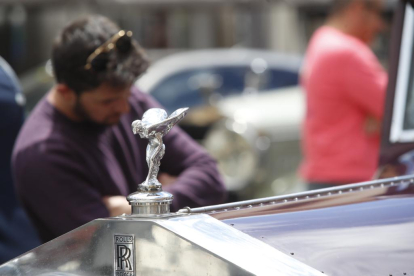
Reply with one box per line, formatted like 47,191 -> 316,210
52,15 -> 149,94
330,0 -> 376,15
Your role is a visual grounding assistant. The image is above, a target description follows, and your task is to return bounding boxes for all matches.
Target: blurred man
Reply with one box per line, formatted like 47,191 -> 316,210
12,15 -> 226,242
0,56 -> 40,262
300,0 -> 388,190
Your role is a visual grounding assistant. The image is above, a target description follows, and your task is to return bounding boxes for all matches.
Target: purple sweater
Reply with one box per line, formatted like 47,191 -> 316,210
12,87 -> 226,242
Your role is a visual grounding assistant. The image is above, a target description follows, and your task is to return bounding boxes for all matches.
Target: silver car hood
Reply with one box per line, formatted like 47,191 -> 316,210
0,214 -> 323,276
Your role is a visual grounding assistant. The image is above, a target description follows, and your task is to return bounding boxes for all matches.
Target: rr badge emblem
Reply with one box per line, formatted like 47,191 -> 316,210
114,234 -> 135,276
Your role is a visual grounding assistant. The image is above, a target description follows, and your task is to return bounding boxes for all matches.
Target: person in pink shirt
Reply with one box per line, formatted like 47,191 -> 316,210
300,0 -> 388,190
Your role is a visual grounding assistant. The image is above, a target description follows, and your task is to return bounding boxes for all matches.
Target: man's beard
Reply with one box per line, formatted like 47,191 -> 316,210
73,98 -> 111,128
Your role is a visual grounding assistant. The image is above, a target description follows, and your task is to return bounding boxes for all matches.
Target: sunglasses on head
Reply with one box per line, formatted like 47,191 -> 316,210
84,30 -> 133,71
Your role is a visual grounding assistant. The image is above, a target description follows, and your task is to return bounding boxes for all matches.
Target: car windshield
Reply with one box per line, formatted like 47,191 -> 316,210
150,66 -> 298,113
403,49 -> 414,130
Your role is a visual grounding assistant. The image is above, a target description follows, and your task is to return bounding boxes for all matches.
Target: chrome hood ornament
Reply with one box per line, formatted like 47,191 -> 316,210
127,107 -> 188,216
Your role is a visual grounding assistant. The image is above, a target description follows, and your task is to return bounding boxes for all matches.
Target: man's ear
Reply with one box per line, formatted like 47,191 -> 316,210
55,83 -> 77,104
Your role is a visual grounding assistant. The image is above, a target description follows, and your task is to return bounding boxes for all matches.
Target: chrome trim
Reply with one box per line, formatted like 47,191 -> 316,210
0,214 -> 324,276
178,175 -> 414,214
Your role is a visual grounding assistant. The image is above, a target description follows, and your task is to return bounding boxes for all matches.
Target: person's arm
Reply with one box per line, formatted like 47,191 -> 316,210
341,48 -> 388,120
159,125 -> 227,211
102,195 -> 131,216
13,142 -> 110,239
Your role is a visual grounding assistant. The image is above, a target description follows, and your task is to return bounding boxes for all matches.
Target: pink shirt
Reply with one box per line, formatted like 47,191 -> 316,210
300,26 -> 388,183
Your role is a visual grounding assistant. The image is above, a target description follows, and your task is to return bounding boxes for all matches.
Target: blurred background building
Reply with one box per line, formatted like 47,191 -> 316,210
0,0 -> 396,74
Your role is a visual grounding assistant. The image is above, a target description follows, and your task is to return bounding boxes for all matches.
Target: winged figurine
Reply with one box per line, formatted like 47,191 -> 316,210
131,107 -> 188,190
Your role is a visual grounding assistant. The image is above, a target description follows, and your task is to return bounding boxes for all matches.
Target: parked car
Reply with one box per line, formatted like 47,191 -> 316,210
135,49 -> 304,199
136,49 -> 302,115
203,86 -> 305,199
1,1 -> 414,275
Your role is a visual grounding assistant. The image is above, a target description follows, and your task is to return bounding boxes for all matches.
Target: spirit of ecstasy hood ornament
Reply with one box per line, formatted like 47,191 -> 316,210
127,107 -> 189,215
